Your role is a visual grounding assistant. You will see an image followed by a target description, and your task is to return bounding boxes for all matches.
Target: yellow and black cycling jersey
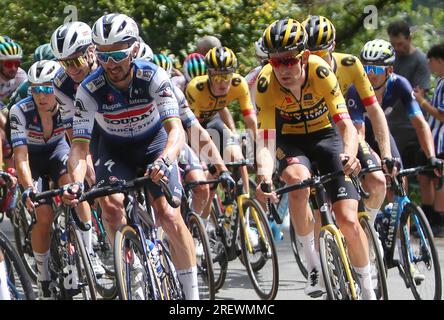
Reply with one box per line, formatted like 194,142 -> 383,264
185,73 -> 255,124
332,52 -> 377,107
255,54 -> 350,135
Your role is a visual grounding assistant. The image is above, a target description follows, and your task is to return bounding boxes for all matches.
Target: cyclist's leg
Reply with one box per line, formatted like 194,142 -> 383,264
357,136 -> 386,223
318,133 -> 374,299
180,145 -> 209,215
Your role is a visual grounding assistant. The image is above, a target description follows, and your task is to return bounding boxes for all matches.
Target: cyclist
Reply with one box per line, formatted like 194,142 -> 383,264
136,40 -> 154,61
182,53 -> 207,85
153,53 -> 233,213
347,39 -> 438,189
10,60 -> 93,299
303,15 -> 392,225
185,47 -> 257,198
50,21 -> 104,275
0,39 -> 26,167
62,13 -> 199,300
7,44 -> 57,110
254,18 -> 375,299
245,38 -> 269,107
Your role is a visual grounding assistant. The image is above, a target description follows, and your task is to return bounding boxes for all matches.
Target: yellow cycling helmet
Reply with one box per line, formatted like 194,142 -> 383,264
204,46 -> 237,72
261,18 -> 307,54
303,15 -> 336,51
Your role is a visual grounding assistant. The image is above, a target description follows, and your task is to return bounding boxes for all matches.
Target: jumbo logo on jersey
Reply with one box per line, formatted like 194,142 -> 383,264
340,56 -> 356,67
316,66 -> 330,79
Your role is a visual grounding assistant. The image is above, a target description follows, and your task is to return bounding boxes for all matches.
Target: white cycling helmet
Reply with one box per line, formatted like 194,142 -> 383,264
51,22 -> 92,60
136,42 -> 154,61
360,39 -> 395,66
92,13 -> 139,46
28,60 -> 61,84
254,38 -> 267,59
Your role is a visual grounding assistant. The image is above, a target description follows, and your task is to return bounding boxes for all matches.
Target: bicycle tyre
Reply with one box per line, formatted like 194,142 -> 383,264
240,198 -> 279,300
188,212 -> 215,300
319,229 -> 355,300
399,202 -> 442,300
68,222 -> 97,300
289,222 -> 309,279
158,240 -> 185,300
359,215 -> 388,300
209,196 -> 228,291
0,230 -> 36,300
114,225 -> 162,300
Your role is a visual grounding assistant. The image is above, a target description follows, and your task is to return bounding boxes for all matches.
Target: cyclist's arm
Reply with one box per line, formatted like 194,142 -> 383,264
411,115 -> 435,158
218,107 -> 236,133
13,145 -> 33,189
365,102 -> 391,159
237,77 -> 258,140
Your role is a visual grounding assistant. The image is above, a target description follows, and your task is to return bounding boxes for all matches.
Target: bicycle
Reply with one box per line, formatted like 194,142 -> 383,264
77,174 -> 185,300
264,169 -> 369,300
209,160 -> 279,300
282,166 -> 389,299
0,171 -> 35,300
30,188 -> 97,300
374,162 -> 443,300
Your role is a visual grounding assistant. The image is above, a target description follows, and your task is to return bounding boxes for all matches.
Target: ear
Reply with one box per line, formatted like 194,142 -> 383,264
332,41 -> 336,51
387,66 -> 394,74
133,41 -> 140,58
301,50 -> 310,64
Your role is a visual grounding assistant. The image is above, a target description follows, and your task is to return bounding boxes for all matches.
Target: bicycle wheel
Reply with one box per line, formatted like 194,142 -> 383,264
12,199 -> 38,283
399,202 -> 442,300
67,222 -> 97,300
319,229 -> 356,300
289,222 -> 308,279
114,225 -> 162,300
209,197 -> 228,292
188,212 -> 215,300
240,198 -> 279,300
91,209 -> 117,300
0,231 -> 36,300
359,215 -> 388,300
157,240 -> 185,300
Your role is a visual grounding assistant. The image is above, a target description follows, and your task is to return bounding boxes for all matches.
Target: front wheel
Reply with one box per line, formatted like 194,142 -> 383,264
399,202 -> 442,300
240,198 -> 279,300
289,222 -> 308,279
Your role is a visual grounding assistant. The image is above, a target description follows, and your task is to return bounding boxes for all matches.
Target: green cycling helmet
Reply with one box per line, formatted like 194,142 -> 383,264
34,43 -> 56,62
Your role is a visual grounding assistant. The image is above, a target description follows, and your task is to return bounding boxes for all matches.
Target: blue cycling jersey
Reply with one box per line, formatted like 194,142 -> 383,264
346,73 -> 423,132
73,60 -> 180,143
53,69 -> 80,130
9,96 -> 67,152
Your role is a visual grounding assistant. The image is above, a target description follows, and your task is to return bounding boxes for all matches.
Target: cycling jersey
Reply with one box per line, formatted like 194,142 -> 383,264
53,69 -> 81,130
0,68 -> 27,107
173,84 -> 198,129
5,80 -> 30,110
331,52 -> 376,106
73,60 -> 180,144
428,77 -> 444,155
255,55 -> 350,135
9,96 -> 67,153
245,65 -> 263,107
347,73 -> 423,128
185,73 -> 255,125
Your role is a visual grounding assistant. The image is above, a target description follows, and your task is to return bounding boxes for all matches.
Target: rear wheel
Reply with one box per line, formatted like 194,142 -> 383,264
289,222 -> 308,279
209,197 -> 228,291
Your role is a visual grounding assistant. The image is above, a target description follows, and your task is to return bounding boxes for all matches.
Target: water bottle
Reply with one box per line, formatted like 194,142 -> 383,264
146,239 -> 163,278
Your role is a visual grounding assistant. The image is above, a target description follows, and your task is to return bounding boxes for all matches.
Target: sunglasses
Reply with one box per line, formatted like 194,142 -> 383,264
364,65 -> 386,75
2,60 -> 21,69
31,86 -> 54,95
59,55 -> 87,69
209,73 -> 233,82
269,53 -> 303,68
95,45 -> 134,64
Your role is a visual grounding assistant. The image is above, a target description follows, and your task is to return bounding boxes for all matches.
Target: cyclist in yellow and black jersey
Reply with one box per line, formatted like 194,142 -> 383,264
255,18 -> 376,300
303,15 -> 392,239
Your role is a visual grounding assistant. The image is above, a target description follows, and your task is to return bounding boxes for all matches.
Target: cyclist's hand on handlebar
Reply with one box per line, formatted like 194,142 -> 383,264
382,157 -> 400,177
428,156 -> 443,177
21,186 -> 38,211
339,154 -> 361,176
147,158 -> 170,184
219,171 -> 235,191
256,180 -> 278,204
62,182 -> 84,207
